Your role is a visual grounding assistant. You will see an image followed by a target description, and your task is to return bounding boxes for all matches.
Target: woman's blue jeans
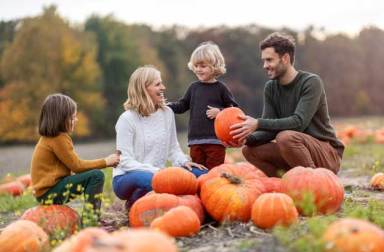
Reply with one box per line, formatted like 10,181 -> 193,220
113,167 -> 207,208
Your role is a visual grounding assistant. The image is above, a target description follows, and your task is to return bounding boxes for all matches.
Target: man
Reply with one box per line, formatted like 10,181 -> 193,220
229,32 -> 344,177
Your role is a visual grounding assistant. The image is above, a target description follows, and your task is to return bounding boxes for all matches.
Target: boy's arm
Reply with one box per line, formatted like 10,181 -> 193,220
167,85 -> 192,114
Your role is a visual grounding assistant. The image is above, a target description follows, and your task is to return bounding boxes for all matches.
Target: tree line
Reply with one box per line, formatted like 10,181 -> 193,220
0,6 -> 383,143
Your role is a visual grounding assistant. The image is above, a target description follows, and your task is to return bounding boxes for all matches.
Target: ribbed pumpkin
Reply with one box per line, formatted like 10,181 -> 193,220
53,227 -> 108,252
152,167 -> 198,195
200,167 -> 266,222
370,173 -> 384,190
323,218 -> 384,252
151,206 -> 200,237
281,166 -> 344,216
214,107 -> 245,143
21,205 -> 79,238
0,220 -> 49,252
251,193 -> 298,229
197,163 -> 266,192
0,181 -> 25,196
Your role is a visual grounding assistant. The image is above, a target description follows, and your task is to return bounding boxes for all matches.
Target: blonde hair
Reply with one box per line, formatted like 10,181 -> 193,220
124,65 -> 165,116
187,41 -> 226,77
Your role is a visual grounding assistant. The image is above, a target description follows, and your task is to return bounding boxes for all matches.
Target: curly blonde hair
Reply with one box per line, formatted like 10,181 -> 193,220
188,41 -> 226,77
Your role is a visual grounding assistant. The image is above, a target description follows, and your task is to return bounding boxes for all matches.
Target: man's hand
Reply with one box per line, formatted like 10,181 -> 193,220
230,115 -> 258,142
206,106 -> 220,119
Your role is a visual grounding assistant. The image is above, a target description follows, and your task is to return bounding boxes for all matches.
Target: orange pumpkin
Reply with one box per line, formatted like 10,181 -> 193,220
375,129 -> 384,144
214,107 -> 245,143
129,193 -> 204,227
53,227 -> 108,252
281,166 -> 344,216
323,218 -> 384,252
0,220 -> 49,252
197,163 -> 266,192
152,167 -> 198,195
370,173 -> 384,190
151,206 -> 200,237
21,205 -> 80,238
0,181 -> 25,196
251,193 -> 298,229
178,195 -> 205,224
200,169 -> 266,222
16,174 -> 32,187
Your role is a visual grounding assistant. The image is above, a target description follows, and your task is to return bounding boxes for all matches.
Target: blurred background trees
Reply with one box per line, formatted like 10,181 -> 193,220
0,6 -> 383,143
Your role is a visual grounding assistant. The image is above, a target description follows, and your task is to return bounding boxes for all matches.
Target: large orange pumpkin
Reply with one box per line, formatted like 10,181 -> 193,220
0,181 -> 25,196
151,206 -> 200,237
200,168 -> 266,222
370,173 -> 384,190
281,166 -> 344,216
152,167 -> 198,195
21,205 -> 80,238
259,177 -> 283,193
251,193 -> 298,229
0,220 -> 49,252
323,218 -> 384,252
214,107 -> 245,143
197,163 -> 266,193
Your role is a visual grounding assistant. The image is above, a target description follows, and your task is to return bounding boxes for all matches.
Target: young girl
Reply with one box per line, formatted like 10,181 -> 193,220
168,41 -> 238,169
30,94 -> 120,223
113,65 -> 207,209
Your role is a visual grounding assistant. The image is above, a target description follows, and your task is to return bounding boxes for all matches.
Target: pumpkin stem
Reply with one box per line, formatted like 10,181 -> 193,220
221,172 -> 241,184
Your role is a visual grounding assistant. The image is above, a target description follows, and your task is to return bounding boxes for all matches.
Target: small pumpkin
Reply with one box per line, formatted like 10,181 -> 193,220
259,177 -> 283,193
178,195 -> 205,224
0,181 -> 25,196
370,173 -> 384,190
323,218 -> 384,252
251,193 -> 298,229
16,174 -> 32,187
214,107 -> 245,143
200,171 -> 266,222
151,206 -> 200,237
0,220 -> 49,252
21,205 -> 80,238
152,167 -> 198,195
281,166 -> 344,216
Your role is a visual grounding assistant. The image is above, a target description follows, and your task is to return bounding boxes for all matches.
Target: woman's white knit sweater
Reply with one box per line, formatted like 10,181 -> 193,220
113,106 -> 190,177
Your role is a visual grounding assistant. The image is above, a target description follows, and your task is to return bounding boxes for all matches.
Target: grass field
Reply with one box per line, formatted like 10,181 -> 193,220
1,117 -> 384,251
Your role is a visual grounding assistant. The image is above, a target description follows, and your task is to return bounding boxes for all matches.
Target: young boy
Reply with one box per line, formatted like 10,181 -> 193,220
168,41 -> 238,169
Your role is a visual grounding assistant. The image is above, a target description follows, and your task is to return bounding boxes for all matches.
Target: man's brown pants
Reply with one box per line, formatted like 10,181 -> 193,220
242,130 -> 341,177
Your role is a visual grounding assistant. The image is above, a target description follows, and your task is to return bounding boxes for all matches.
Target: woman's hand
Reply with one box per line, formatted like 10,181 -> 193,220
206,106 -> 220,119
184,161 -> 207,171
105,152 -> 120,167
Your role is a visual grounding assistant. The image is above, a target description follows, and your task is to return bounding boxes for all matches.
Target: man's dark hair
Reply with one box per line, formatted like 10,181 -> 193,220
38,93 -> 77,137
260,32 -> 296,64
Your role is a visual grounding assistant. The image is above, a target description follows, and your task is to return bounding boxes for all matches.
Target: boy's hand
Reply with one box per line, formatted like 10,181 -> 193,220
206,106 -> 220,119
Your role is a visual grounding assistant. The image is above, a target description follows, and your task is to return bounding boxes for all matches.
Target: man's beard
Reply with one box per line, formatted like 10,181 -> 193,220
270,62 -> 287,81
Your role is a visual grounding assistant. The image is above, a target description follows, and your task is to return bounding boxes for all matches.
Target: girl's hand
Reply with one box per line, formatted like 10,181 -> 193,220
105,153 -> 120,167
184,161 -> 207,171
206,106 -> 220,119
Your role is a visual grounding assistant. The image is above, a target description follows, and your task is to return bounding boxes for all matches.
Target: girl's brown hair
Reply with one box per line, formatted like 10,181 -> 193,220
38,93 -> 77,137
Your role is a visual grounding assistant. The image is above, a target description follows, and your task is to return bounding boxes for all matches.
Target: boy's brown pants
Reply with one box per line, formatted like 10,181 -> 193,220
190,144 -> 225,169
242,130 -> 341,177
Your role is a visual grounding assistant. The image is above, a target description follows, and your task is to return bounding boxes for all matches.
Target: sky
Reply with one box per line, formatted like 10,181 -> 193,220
0,0 -> 383,36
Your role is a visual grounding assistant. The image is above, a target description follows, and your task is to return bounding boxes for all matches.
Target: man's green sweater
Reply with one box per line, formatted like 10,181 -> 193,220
246,70 -> 345,158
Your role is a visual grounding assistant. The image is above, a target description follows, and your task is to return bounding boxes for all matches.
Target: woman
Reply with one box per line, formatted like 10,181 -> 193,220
113,65 -> 207,208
